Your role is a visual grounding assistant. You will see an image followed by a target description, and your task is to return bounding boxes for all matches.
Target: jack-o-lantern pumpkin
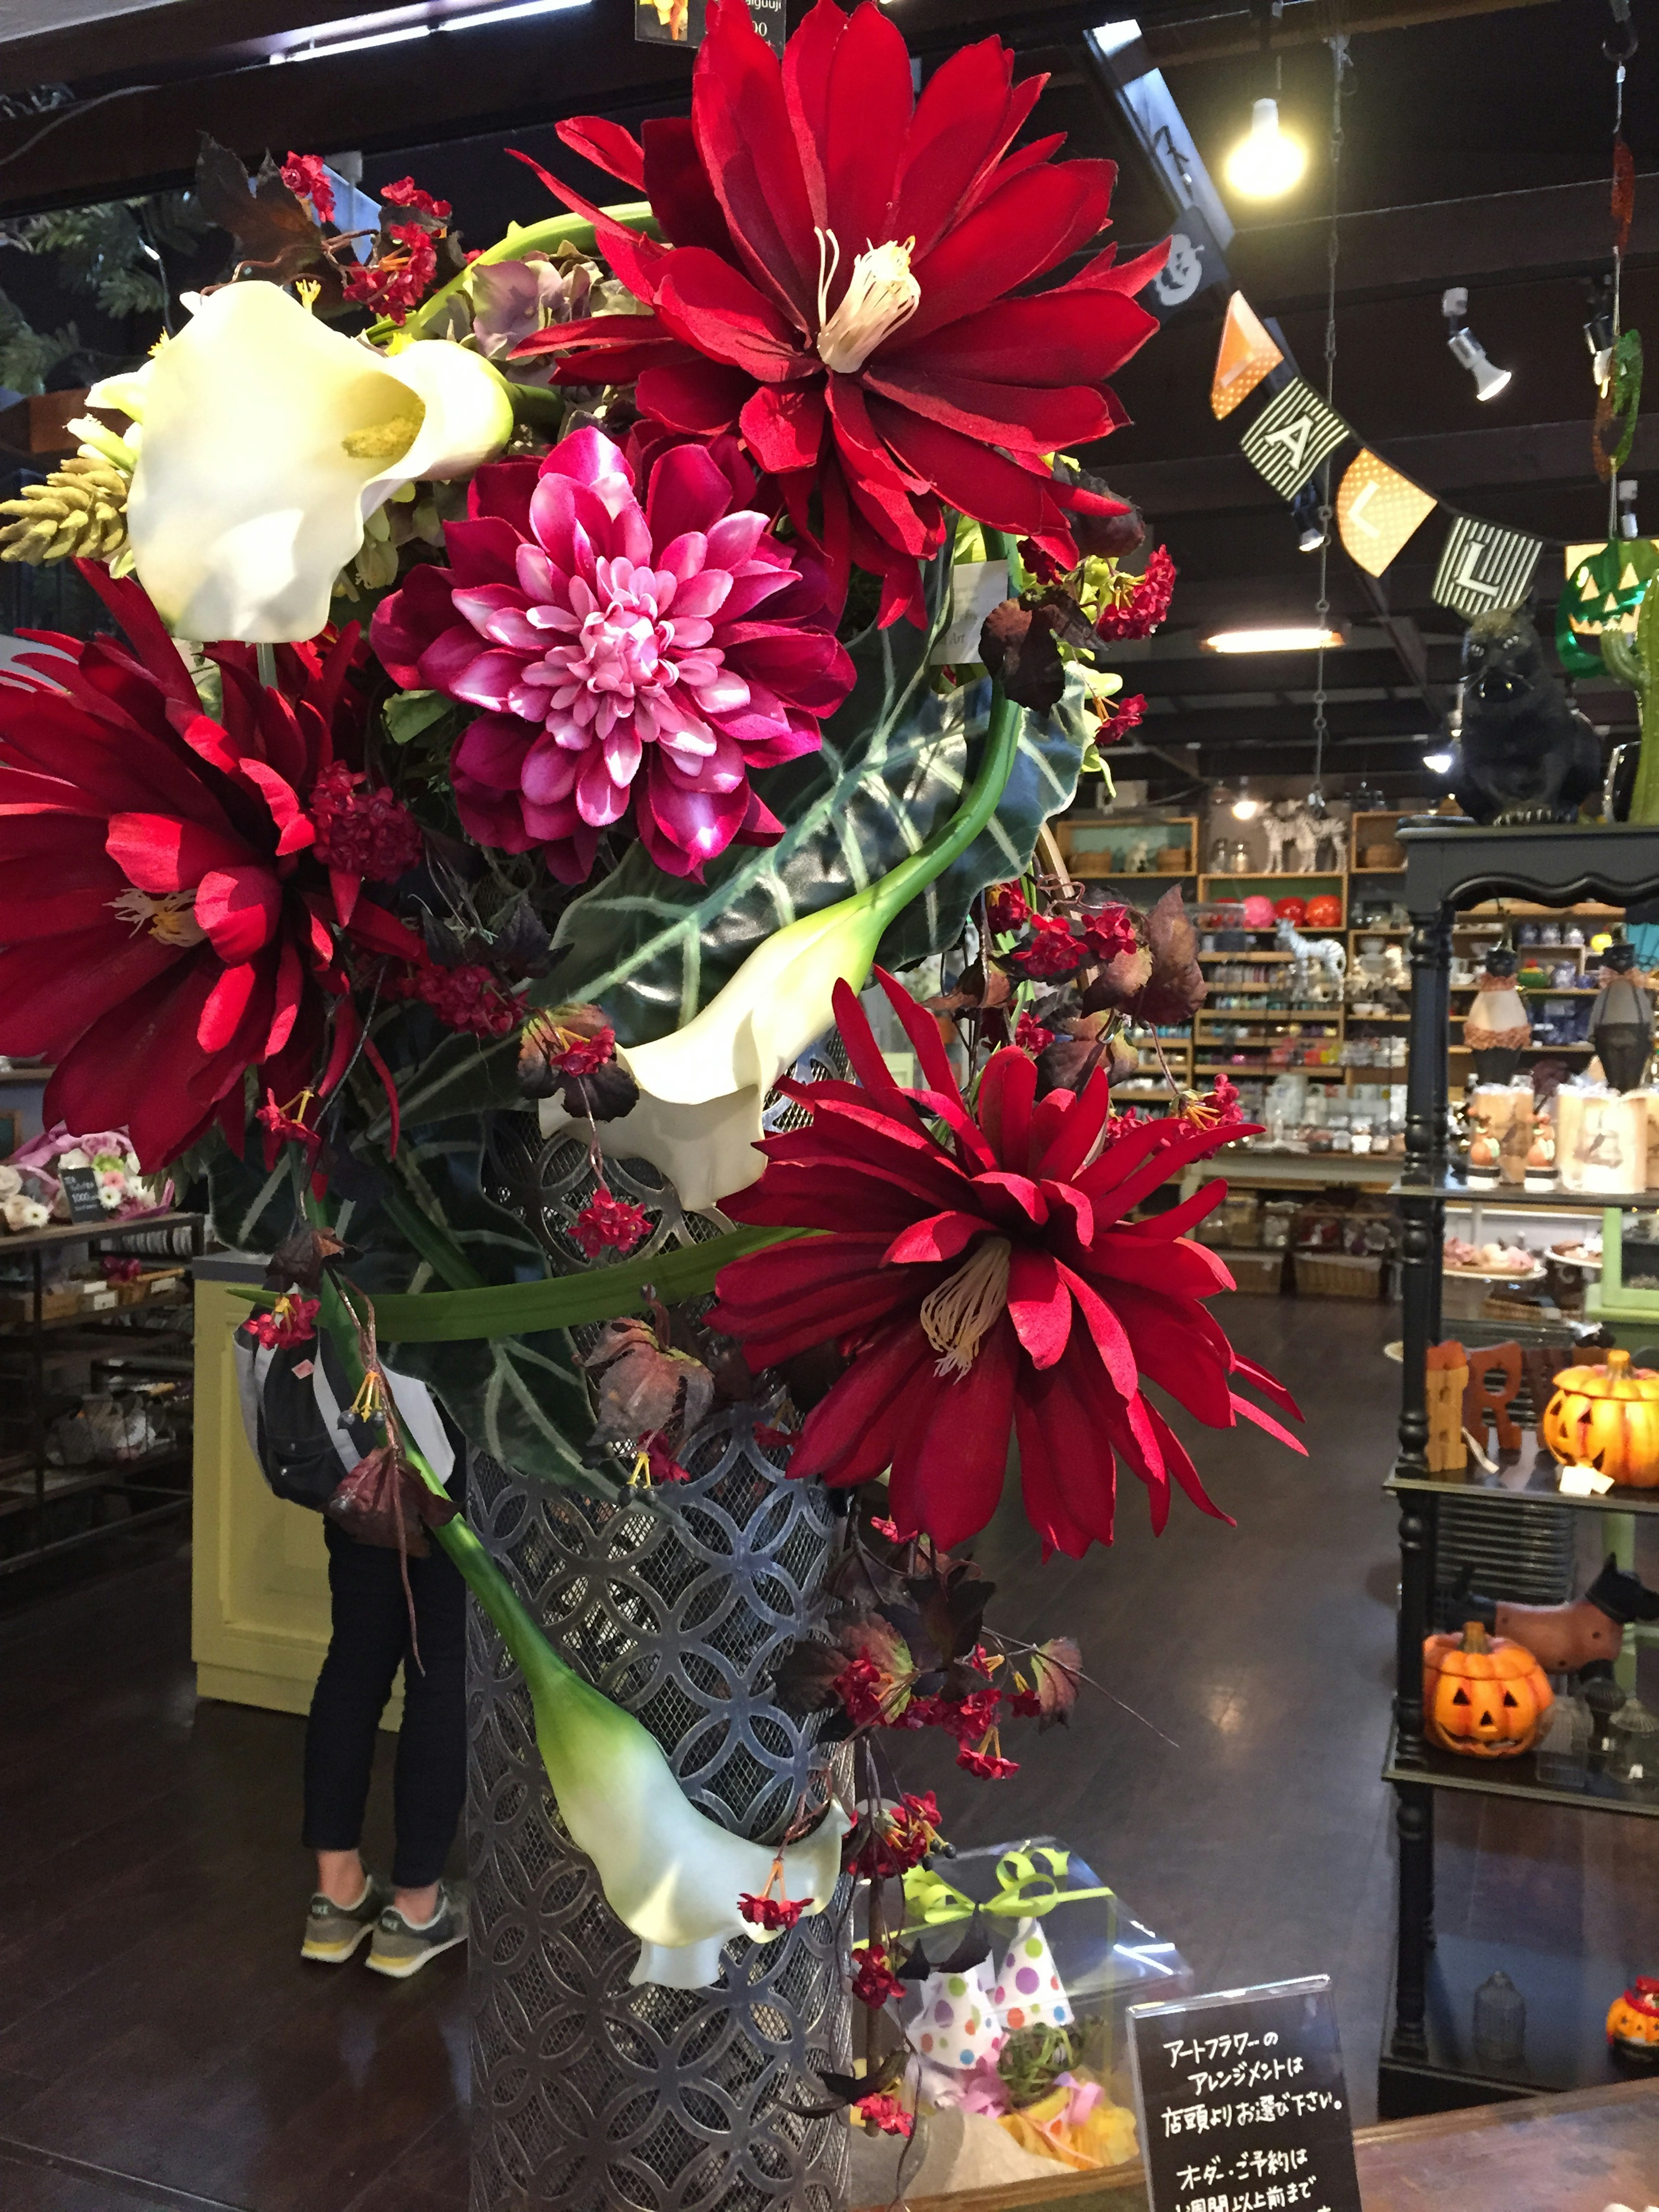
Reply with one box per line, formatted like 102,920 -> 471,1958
1541,1349 -> 1659,1488
1422,1621 -> 1553,1758
1557,536 -> 1659,678
1607,1978 -> 1659,2061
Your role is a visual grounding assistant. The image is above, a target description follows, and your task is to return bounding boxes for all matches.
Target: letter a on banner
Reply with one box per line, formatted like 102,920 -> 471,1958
1336,451 -> 1438,578
1240,378 -> 1349,499
1431,515 -> 1544,619
1211,293 -> 1283,419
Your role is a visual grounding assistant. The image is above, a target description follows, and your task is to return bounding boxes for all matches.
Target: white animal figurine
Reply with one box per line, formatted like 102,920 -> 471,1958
1125,836 -> 1154,874
1260,802 -> 1297,874
1283,804 -> 1322,874
1276,917 -> 1348,1005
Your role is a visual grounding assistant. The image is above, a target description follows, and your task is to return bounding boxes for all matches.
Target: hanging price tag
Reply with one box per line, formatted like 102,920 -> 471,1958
635,0 -> 783,54
929,561 -> 1011,666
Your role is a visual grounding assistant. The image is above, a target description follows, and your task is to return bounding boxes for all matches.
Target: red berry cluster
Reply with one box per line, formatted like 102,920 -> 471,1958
384,960 -> 517,1036
985,882 -> 1030,934
1094,546 -> 1176,640
280,153 -> 335,223
571,1186 -> 651,1259
309,762 -> 424,882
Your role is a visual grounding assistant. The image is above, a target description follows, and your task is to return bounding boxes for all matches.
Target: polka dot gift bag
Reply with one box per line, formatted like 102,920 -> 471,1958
991,1917 -> 1074,2034
910,1957 -> 1006,2068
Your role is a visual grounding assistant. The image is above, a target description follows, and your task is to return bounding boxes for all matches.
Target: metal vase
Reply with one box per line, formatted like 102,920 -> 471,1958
464,1411 -> 852,2212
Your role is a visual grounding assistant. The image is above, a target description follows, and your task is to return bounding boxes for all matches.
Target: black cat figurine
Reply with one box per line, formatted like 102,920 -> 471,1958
1452,607 -> 1604,824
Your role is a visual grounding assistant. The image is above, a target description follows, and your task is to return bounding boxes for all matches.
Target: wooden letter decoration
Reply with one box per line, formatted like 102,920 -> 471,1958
1462,1341 -> 1524,1460
1426,1341 -> 1470,1472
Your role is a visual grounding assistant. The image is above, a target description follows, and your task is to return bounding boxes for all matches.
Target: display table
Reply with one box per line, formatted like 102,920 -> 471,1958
191,1253 -> 400,1727
874,2076 -> 1659,2212
1180,1151 -> 1400,1198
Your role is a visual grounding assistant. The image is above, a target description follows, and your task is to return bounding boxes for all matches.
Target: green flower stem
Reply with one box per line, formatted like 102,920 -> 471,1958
1630,582 -> 1659,824
367,203 -> 660,348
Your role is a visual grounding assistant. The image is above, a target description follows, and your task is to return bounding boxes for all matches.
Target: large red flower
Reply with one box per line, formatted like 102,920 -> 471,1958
514,0 -> 1166,626
0,571 -> 421,1166
707,973 -> 1304,1557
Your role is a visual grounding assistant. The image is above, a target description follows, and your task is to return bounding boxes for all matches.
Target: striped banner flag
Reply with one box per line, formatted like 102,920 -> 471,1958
1239,377 -> 1349,497
1431,515 -> 1543,618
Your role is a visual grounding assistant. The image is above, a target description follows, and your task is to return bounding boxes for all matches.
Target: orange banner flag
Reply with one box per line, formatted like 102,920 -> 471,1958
1211,293 -> 1283,420
1336,449 -> 1437,577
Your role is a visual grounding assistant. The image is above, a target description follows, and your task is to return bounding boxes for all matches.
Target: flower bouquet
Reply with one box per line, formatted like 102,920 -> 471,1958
0,1 -> 1303,2197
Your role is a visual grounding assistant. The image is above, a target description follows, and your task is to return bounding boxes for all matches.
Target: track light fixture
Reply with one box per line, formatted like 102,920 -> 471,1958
1442,287 -> 1511,403
1291,480 -> 1327,554
1223,98 -> 1307,200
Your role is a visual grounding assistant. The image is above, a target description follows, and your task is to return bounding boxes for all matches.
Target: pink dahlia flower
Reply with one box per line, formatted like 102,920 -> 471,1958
372,426 -> 855,881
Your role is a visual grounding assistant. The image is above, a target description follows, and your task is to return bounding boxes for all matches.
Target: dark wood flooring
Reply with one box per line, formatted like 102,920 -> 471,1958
3,1293 -> 1658,2208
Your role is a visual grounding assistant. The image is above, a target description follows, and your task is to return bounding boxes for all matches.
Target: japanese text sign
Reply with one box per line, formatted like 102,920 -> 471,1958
1128,1977 -> 1363,2212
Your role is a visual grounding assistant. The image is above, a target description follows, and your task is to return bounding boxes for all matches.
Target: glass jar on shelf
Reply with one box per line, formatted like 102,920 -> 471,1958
1532,1688 -> 1591,1791
1608,1694 -> 1659,1801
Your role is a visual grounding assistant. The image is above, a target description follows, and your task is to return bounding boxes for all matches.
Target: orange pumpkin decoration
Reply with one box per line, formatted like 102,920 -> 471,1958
1607,1978 -> 1659,2061
1422,1620 -> 1553,1758
1541,1348 -> 1659,1487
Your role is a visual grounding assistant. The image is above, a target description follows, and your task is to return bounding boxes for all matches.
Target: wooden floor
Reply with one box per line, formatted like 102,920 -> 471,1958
3,1292 -> 1658,2209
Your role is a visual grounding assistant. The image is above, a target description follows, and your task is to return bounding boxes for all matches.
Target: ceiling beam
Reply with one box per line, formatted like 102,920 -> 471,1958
1229,173 -> 1659,309
1139,0 -> 1558,70
1104,413 -> 1659,515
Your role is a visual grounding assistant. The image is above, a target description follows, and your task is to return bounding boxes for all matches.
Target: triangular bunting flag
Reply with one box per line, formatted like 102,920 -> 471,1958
1211,292 -> 1283,420
1239,377 -> 1349,498
1336,450 -> 1438,577
1431,515 -> 1544,618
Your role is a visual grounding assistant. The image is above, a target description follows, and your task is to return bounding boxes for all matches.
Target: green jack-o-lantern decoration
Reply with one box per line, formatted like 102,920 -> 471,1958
1557,537 -> 1659,677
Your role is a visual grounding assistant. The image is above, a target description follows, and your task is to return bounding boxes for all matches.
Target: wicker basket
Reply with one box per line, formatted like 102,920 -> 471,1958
1294,1251 -> 1384,1299
1219,1248 -> 1285,1294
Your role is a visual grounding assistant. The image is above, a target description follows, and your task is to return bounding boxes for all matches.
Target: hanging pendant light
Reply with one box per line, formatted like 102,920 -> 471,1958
1224,98 -> 1307,199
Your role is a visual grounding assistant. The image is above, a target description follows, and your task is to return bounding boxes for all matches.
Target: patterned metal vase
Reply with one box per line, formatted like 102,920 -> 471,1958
465,1122 -> 852,2212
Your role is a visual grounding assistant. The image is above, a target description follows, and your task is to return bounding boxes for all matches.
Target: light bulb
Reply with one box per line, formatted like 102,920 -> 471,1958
1223,99 -> 1307,200
1423,749 -> 1454,774
1232,789 -> 1261,820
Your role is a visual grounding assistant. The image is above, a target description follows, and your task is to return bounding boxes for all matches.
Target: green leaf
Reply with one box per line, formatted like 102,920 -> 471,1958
874,672 -> 1091,973
198,1139 -> 297,1252
381,1327 -> 602,1494
535,555 -> 1086,1045
382,687 -> 460,746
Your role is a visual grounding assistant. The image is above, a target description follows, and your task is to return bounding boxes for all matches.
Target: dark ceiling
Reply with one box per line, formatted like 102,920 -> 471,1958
0,0 -> 1650,800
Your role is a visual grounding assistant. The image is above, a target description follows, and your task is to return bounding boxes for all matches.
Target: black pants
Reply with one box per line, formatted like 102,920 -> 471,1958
302,1502 -> 467,1891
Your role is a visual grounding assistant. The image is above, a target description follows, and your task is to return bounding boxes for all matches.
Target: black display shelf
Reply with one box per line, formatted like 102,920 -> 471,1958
1385,824 -> 1659,2119
1379,1932 -> 1648,2119
1382,1722 -> 1659,1818
1385,1460 -> 1659,1519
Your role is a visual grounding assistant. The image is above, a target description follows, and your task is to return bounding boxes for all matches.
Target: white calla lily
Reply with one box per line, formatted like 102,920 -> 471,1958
89,282 -> 512,642
444,1502 -> 848,1988
539,677 -> 1029,1211
540,898 -> 891,1211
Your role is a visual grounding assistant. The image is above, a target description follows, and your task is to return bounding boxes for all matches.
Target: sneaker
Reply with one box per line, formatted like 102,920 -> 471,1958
302,1874 -> 391,1964
365,1880 -> 469,1980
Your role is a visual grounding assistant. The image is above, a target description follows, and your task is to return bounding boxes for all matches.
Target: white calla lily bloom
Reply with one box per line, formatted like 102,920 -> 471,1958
89,282 -> 512,642
459,1510 -> 848,1988
540,896 -> 893,1212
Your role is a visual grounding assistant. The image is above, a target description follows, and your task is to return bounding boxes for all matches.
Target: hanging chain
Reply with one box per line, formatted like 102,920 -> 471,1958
1608,49 -> 1628,539
1309,34 -> 1348,808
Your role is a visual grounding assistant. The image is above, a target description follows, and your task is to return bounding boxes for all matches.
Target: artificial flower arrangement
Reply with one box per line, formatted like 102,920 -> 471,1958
0,0 -> 1302,2142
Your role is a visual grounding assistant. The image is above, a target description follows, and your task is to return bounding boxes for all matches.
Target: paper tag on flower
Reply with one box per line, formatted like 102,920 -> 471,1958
992,1918 -> 1073,2033
291,1360 -> 315,1379
911,1958 -> 1004,2067
930,561 -> 1010,665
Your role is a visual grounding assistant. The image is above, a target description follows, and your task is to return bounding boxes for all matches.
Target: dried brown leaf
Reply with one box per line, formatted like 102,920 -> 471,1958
1132,887 -> 1209,1024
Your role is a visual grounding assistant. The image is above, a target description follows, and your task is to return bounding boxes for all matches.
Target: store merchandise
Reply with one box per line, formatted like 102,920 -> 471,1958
1590,943 -> 1656,1090
1462,949 -> 1531,1083
1471,1971 -> 1527,2068
1422,1621 -> 1554,1757
1532,1692 -> 1593,1789
1466,1083 -> 1533,1187
1557,1085 -> 1647,1193
1607,1980 -> 1659,2060
1607,1696 -> 1659,1798
1540,1350 -> 1659,1486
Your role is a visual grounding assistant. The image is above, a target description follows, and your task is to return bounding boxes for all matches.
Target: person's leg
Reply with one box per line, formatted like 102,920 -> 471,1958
303,1519 -> 408,1898
387,1524 -> 468,1919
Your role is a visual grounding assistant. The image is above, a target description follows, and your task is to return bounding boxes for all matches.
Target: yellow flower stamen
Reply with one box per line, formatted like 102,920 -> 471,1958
814,229 -> 921,375
348,1367 -> 388,1423
919,1235 -> 1012,1378
108,887 -> 206,948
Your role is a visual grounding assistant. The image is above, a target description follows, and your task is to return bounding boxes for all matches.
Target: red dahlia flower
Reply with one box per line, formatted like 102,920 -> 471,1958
516,0 -> 1166,625
372,427 -> 854,881
0,572 -> 420,1166
707,970 -> 1305,1556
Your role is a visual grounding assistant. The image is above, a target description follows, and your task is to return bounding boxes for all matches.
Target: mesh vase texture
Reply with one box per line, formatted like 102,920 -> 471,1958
465,1413 -> 852,2212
